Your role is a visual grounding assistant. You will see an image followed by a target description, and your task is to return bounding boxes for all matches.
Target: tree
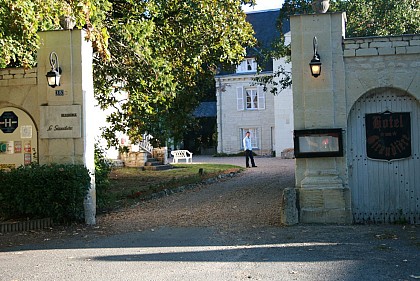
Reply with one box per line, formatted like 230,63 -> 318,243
255,0 -> 420,94
1,0 -> 257,148
336,0 -> 420,37
94,0 -> 257,147
0,0 -> 110,67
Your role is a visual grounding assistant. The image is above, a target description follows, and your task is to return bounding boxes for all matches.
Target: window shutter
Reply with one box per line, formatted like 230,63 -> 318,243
240,128 -> 244,149
236,61 -> 245,73
237,87 -> 244,111
236,63 -> 241,73
254,128 -> 259,148
257,87 -> 265,109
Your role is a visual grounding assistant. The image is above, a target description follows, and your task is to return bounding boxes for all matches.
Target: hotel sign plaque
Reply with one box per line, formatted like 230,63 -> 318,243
365,111 -> 411,161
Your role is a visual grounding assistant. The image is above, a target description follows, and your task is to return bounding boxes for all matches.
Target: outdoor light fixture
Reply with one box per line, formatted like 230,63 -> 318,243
46,52 -> 61,88
309,36 -> 322,78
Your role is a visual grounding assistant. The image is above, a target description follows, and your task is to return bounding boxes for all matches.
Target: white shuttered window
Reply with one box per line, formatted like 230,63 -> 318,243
240,128 -> 259,149
236,87 -> 265,110
236,58 -> 257,73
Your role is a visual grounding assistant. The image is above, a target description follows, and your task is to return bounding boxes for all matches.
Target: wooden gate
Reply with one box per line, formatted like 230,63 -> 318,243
347,88 -> 420,223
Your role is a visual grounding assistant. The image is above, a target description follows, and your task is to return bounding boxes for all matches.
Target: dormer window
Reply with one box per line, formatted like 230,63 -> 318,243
236,58 -> 257,73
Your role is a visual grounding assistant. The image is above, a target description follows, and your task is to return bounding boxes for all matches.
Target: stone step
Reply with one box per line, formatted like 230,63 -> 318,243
143,164 -> 173,171
145,160 -> 161,166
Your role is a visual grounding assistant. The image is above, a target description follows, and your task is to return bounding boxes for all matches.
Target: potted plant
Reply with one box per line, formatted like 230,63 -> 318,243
59,2 -> 76,29
312,0 -> 330,14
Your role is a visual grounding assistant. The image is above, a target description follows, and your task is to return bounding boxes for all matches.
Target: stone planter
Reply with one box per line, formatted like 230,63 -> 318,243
312,0 -> 330,13
59,15 -> 76,30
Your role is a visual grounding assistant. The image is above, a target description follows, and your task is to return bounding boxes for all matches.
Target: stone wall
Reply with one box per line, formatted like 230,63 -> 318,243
0,67 -> 39,122
343,35 -> 420,57
120,151 -> 147,167
343,35 -> 420,113
0,68 -> 37,87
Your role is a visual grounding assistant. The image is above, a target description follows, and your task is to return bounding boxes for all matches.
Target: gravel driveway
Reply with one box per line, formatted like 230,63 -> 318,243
0,156 -> 418,281
97,155 -> 295,232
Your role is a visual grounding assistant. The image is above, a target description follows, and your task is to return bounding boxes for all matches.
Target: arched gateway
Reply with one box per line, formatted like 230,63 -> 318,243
347,88 -> 420,223
290,12 -> 420,224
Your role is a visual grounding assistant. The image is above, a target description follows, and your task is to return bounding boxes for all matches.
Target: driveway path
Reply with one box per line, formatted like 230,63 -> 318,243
0,156 -> 418,281
97,156 -> 295,232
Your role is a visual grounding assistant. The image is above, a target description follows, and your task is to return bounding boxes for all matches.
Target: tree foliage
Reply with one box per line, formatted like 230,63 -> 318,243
256,0 -> 420,94
1,0 -> 256,148
277,0 -> 420,38
0,0 -> 111,67
337,0 -> 420,37
94,0 -> 256,147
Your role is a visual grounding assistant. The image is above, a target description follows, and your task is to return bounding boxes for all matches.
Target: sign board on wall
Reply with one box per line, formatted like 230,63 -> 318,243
293,128 -> 344,158
0,111 -> 18,133
365,111 -> 411,161
40,105 -> 82,139
0,107 -> 38,169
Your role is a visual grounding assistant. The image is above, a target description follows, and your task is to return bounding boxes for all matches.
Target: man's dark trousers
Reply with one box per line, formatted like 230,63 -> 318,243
245,149 -> 256,167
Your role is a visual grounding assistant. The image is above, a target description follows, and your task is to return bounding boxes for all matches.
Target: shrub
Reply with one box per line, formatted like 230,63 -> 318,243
0,164 -> 91,223
94,144 -> 112,209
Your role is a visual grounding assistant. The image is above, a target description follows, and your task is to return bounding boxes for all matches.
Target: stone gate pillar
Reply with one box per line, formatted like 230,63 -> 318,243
290,12 -> 351,223
37,30 -> 96,225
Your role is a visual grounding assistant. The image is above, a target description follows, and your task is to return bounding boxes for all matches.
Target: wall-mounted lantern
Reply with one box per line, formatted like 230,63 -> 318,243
46,52 -> 61,88
309,36 -> 322,78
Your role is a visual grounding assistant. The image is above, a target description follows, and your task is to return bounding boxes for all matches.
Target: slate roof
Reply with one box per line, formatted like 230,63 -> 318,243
246,9 -> 287,50
193,101 -> 217,118
217,9 -> 288,75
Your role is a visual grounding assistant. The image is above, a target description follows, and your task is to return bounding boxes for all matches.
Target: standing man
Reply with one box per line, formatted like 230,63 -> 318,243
243,131 -> 257,168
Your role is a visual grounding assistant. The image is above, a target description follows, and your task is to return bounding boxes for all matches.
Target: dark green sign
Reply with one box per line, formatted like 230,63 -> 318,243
0,111 -> 18,133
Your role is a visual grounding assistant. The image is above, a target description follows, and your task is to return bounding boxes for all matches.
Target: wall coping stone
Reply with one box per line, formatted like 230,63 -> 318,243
343,34 -> 420,57
0,67 -> 38,86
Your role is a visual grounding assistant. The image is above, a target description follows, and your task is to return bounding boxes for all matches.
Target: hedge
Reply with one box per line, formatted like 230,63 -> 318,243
0,164 -> 91,223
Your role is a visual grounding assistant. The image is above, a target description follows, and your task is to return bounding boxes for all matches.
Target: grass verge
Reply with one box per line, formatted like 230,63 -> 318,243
100,163 -> 243,212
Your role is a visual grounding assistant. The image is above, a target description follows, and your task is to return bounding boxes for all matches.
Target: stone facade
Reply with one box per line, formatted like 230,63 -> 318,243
216,9 -> 294,158
216,74 -> 276,156
216,68 -> 294,157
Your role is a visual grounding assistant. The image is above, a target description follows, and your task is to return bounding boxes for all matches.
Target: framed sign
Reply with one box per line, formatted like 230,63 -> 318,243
294,128 -> 343,158
365,111 -> 411,161
40,105 -> 81,139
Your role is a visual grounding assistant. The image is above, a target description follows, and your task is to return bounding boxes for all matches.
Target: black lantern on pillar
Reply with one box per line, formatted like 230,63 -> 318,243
309,36 -> 322,78
46,52 -> 62,88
